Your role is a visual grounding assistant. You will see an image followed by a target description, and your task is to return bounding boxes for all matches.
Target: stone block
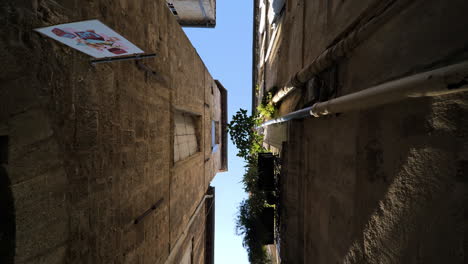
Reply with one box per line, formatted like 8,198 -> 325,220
178,134 -> 187,145
69,209 -> 90,239
135,119 -> 146,139
135,142 -> 148,163
188,139 -> 198,156
9,108 -> 53,150
46,167 -> 68,192
179,141 -> 190,161
136,222 -> 145,245
75,109 -> 99,151
121,130 -> 135,147
32,244 -> 67,264
0,45 -> 31,82
123,228 -> 138,252
74,78 -> 100,110
100,120 -> 121,147
119,204 -> 134,227
12,173 -> 48,209
15,219 -> 68,262
9,138 -> 62,184
174,112 -> 186,135
0,76 -> 40,120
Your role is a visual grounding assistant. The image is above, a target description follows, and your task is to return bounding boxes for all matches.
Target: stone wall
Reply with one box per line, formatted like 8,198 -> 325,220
0,0 -> 223,263
254,0 -> 468,263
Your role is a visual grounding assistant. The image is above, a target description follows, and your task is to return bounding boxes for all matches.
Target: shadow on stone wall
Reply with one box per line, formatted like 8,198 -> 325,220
280,95 -> 467,263
0,136 -> 15,264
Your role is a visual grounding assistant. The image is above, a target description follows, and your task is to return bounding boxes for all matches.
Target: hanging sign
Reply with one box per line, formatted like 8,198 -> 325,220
35,19 -> 144,58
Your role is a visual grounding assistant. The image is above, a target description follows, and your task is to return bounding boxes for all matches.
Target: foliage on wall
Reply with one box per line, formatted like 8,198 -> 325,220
256,92 -> 277,120
227,108 -> 273,264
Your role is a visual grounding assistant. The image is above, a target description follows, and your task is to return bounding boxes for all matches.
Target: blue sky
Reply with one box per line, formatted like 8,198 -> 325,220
184,1 -> 253,263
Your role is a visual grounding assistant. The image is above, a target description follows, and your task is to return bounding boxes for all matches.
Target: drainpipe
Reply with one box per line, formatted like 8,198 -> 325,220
164,194 -> 214,264
271,0 -> 411,104
261,106 -> 312,127
260,61 -> 468,127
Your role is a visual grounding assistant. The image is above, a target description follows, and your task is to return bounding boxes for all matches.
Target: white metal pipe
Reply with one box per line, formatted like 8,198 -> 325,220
164,194 -> 214,264
260,61 -> 468,127
260,106 -> 312,127
310,61 -> 468,117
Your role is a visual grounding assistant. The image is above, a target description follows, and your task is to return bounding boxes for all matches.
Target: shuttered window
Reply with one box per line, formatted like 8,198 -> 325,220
174,111 -> 200,162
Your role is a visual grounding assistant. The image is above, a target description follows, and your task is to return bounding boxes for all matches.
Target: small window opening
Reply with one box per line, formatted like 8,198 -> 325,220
215,121 -> 220,145
174,111 -> 200,163
211,121 -> 220,152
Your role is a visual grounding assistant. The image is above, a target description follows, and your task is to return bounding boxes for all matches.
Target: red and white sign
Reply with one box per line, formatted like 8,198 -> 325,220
35,19 -> 144,58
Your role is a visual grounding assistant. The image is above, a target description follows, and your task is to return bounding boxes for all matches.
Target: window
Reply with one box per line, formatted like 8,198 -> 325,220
174,111 -> 200,163
211,120 -> 220,152
215,121 -> 220,145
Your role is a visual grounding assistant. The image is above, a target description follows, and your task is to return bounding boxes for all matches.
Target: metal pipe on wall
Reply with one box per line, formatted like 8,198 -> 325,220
260,106 -> 313,127
271,0 -> 411,104
260,61 -> 468,127
310,61 -> 468,117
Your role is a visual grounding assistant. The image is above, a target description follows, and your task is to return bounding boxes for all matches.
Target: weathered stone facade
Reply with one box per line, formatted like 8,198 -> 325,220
0,0 -> 226,263
254,0 -> 468,263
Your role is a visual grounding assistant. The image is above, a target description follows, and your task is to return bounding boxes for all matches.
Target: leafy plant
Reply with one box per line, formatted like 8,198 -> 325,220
236,198 -> 272,264
242,162 -> 259,193
227,109 -> 265,160
228,108 -> 275,264
256,92 -> 277,119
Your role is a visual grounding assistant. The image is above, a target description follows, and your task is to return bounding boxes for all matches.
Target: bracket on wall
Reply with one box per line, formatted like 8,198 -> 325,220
135,60 -> 169,85
134,198 -> 164,225
90,53 -> 156,66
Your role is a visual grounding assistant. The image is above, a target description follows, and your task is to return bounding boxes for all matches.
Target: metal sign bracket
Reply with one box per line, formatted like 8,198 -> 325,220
90,53 -> 156,66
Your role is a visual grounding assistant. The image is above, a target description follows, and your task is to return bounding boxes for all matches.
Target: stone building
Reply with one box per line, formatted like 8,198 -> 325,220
253,0 -> 468,263
0,0 -> 227,263
166,0 -> 216,28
